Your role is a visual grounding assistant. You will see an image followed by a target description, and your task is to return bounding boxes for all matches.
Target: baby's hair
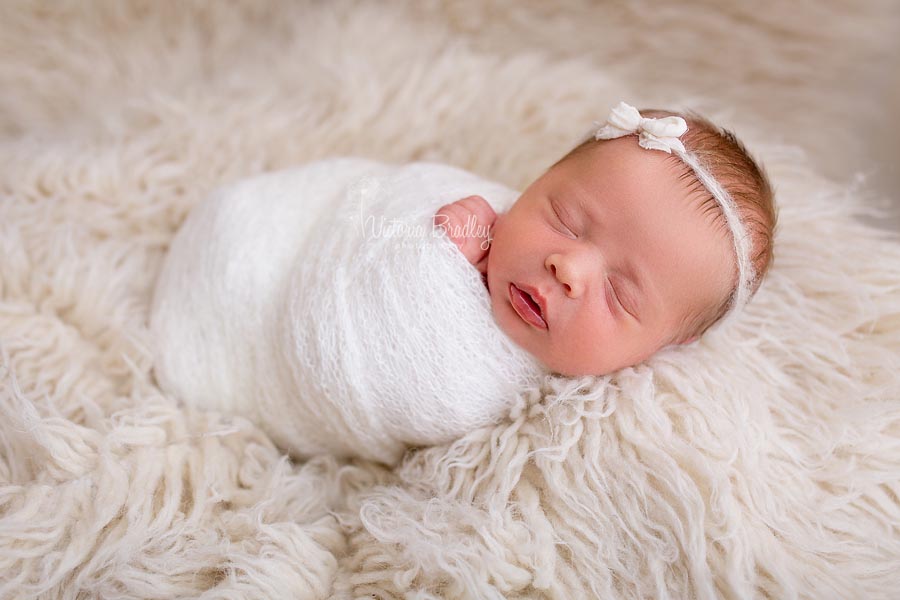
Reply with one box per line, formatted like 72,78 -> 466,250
562,108 -> 778,345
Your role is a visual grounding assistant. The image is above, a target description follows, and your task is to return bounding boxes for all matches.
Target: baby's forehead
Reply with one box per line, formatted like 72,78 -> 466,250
566,142 -> 734,268
566,137 -> 682,185
564,141 -> 699,205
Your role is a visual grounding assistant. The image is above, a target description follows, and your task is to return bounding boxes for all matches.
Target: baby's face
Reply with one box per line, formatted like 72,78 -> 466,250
485,136 -> 735,376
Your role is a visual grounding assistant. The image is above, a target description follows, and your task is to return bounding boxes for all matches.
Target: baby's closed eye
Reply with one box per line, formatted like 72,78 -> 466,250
549,198 -> 577,237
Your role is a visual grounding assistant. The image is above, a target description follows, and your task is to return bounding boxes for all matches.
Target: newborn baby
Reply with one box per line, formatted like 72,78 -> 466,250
436,102 -> 776,376
151,102 -> 776,464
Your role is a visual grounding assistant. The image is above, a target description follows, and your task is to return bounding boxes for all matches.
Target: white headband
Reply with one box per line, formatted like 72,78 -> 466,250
581,101 -> 756,325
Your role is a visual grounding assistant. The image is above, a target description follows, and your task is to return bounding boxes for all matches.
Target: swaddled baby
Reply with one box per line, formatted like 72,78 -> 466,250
150,102 -> 777,464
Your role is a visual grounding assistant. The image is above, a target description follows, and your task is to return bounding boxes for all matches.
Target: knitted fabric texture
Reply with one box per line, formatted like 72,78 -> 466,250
150,158 -> 546,465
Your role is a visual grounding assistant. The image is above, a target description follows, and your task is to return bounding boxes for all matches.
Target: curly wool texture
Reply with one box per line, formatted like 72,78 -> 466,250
150,158 -> 546,465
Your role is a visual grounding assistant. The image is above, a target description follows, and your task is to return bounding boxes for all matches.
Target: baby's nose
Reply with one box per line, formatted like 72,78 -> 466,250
548,262 -> 573,295
546,254 -> 582,297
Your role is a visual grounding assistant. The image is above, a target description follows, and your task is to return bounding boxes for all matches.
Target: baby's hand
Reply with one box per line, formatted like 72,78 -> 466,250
433,195 -> 497,274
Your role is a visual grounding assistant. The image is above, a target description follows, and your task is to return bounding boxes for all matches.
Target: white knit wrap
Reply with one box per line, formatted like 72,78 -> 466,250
150,158 -> 547,465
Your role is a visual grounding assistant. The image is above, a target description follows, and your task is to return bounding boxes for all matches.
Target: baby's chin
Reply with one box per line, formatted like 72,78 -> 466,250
552,340 -> 674,377
539,354 -> 630,378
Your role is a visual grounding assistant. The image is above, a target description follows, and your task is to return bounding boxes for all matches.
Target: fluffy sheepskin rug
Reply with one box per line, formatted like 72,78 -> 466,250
1,2 -> 899,598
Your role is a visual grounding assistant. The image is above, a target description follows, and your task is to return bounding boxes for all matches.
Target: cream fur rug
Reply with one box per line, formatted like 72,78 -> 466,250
1,2 -> 899,598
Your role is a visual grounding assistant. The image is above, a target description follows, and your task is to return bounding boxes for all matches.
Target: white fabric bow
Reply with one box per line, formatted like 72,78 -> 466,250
593,101 -> 688,154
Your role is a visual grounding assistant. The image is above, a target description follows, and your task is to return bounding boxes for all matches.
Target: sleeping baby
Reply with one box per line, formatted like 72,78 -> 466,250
434,101 -> 776,377
150,102 -> 777,464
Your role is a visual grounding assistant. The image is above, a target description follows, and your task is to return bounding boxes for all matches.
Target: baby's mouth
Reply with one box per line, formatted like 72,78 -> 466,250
509,283 -> 548,329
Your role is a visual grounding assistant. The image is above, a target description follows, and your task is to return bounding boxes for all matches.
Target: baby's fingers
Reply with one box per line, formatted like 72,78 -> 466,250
433,203 -> 466,242
433,195 -> 497,266
456,195 -> 497,226
438,195 -> 496,250
433,205 -> 485,265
